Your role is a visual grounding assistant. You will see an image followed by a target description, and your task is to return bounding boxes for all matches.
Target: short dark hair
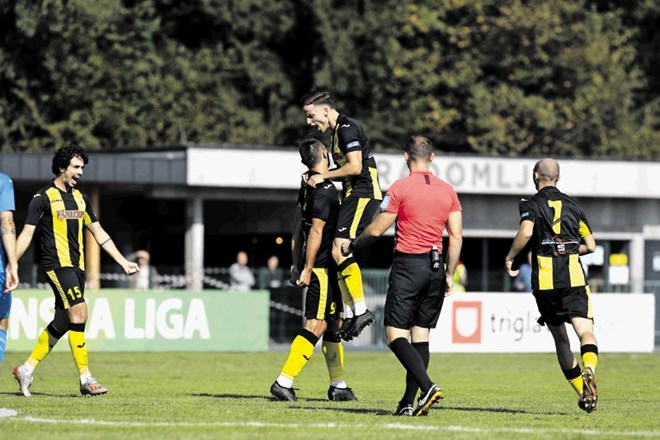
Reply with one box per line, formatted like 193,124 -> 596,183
533,158 -> 560,182
301,90 -> 335,108
404,135 -> 433,161
298,138 -> 325,168
52,145 -> 89,176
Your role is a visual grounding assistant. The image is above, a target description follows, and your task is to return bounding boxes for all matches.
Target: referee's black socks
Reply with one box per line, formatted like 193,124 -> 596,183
389,337 -> 433,394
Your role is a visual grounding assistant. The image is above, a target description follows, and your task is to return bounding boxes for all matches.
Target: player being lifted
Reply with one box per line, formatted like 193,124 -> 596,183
301,91 -> 381,341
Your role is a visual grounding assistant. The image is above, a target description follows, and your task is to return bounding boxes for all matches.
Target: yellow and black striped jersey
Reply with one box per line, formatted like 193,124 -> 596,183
331,113 -> 382,200
297,172 -> 339,268
519,186 -> 593,291
25,182 -> 98,271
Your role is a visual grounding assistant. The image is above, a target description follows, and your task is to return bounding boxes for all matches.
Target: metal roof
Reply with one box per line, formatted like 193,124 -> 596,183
0,149 -> 187,185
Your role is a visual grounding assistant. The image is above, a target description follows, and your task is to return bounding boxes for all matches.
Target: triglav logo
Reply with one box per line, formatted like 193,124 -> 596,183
452,301 -> 482,343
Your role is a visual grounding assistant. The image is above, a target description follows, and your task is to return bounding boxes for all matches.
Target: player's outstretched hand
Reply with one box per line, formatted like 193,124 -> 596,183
124,261 -> 140,276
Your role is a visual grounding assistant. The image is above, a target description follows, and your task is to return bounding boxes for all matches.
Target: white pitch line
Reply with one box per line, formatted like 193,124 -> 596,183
4,416 -> 659,437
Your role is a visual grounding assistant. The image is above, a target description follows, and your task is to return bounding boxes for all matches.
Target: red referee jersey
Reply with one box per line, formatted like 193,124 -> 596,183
383,170 -> 461,254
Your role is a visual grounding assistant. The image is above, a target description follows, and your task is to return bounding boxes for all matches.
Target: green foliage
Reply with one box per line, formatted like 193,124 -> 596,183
0,0 -> 657,158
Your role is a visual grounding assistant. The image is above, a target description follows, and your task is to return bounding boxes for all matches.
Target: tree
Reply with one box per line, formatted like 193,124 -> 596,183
0,0 -> 657,158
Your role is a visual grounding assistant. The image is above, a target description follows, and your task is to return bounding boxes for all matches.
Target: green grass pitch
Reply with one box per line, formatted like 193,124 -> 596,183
0,350 -> 658,439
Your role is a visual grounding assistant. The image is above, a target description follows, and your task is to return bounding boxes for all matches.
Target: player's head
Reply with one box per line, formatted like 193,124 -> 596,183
302,90 -> 336,133
404,135 -> 434,163
301,90 -> 335,109
298,138 -> 328,169
52,145 -> 89,176
533,158 -> 560,190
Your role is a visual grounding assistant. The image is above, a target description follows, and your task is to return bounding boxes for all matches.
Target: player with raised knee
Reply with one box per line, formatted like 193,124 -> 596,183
301,90 -> 382,341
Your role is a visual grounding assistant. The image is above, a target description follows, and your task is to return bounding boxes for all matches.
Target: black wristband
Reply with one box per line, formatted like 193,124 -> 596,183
348,239 -> 356,254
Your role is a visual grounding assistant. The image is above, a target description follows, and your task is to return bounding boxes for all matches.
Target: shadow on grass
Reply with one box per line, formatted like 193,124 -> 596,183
0,391 -> 81,398
298,405 -> 569,416
439,405 -> 569,416
194,392 -> 272,400
192,393 -> 567,416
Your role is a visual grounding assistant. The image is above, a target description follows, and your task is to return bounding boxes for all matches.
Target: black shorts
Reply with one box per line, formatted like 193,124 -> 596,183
45,267 -> 86,310
384,252 -> 446,329
533,286 -> 592,326
335,196 -> 381,240
304,267 -> 342,321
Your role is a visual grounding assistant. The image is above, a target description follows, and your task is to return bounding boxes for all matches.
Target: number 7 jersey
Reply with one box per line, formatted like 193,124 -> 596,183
518,186 -> 593,290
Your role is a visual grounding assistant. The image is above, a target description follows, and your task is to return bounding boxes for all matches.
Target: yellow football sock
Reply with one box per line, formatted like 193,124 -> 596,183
568,375 -> 583,396
339,259 -> 366,313
281,330 -> 318,381
582,352 -> 598,373
27,324 -> 63,368
337,274 -> 355,316
322,340 -> 345,383
68,327 -> 90,376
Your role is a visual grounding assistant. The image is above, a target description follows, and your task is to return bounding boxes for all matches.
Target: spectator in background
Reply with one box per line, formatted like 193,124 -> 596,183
229,250 -> 255,291
128,250 -> 158,290
451,261 -> 467,292
513,251 -> 533,293
258,255 -> 284,289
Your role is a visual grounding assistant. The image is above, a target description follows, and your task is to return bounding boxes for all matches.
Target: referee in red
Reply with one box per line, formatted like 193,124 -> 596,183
342,135 -> 463,416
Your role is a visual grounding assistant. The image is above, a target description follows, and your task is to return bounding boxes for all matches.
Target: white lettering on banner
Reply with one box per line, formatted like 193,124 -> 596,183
124,297 -> 210,340
39,298 -> 54,324
8,298 -> 58,340
158,298 -> 184,339
185,299 -> 210,339
146,298 -> 156,338
87,298 -> 115,339
9,298 -> 39,340
124,299 -> 144,339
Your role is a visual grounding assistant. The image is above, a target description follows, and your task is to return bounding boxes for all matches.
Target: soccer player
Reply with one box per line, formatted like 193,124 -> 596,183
0,172 -> 19,365
342,135 -> 463,416
505,158 -> 599,413
13,145 -> 139,397
270,139 -> 357,402
302,90 -> 382,341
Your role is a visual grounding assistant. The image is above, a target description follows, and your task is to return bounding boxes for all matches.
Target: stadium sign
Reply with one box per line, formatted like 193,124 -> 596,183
187,148 -> 660,198
429,293 -> 655,353
8,290 -> 269,352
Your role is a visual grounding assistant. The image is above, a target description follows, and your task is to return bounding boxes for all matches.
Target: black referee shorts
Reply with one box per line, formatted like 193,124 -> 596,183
533,285 -> 593,326
384,252 -> 446,330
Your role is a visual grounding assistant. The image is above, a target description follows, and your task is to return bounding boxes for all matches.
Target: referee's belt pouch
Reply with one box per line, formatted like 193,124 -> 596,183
430,247 -> 441,272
